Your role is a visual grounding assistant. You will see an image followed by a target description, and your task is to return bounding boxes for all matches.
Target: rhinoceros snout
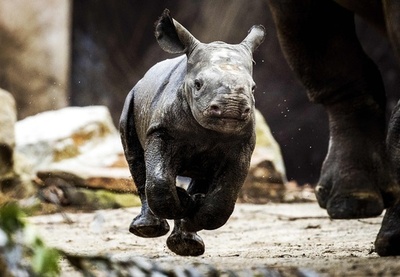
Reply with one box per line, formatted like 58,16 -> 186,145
205,101 -> 252,120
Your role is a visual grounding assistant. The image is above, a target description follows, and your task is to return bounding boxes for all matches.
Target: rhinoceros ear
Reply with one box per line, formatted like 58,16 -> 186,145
241,25 -> 266,53
155,9 -> 199,54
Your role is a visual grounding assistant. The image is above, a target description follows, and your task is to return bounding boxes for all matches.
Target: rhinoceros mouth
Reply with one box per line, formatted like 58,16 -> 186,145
203,115 -> 251,133
193,107 -> 251,133
208,113 -> 250,122
202,102 -> 252,123
218,116 -> 246,123
222,117 -> 241,123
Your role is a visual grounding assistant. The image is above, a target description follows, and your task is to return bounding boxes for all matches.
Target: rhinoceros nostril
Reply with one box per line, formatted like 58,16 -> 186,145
242,107 -> 251,117
209,104 -> 222,116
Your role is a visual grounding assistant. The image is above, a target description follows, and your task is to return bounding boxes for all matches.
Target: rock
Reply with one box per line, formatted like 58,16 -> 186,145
0,88 -> 35,198
0,0 -> 70,119
16,106 -> 118,169
15,106 -> 135,197
36,149 -> 133,193
0,88 -> 16,178
37,182 -> 141,211
254,109 -> 286,180
239,109 -> 288,203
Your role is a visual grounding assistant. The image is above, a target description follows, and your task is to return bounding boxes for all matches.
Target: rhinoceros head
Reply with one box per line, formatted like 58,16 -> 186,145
155,9 -> 265,133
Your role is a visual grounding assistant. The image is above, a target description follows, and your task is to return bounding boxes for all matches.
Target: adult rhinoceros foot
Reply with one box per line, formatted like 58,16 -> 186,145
324,191 -> 383,219
314,116 -> 400,219
166,230 -> 205,256
129,212 -> 170,238
315,166 -> 394,219
375,200 -> 400,256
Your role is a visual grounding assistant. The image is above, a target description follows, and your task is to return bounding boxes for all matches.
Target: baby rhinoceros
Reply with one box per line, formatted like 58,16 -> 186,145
120,9 -> 265,256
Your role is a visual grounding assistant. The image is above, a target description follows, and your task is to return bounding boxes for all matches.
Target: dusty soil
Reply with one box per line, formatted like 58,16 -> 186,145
30,202 -> 400,276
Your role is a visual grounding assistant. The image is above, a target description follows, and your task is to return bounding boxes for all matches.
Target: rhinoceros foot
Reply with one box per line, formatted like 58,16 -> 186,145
316,173 -> 385,219
314,132 -> 400,219
129,213 -> 170,238
375,200 -> 400,256
166,230 -> 205,256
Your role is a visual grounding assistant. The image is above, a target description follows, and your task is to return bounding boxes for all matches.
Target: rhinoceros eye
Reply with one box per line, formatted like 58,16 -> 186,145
194,79 -> 203,91
251,85 -> 256,94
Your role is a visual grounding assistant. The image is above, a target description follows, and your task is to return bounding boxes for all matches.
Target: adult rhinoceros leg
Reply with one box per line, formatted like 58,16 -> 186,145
375,202 -> 400,256
268,0 -> 400,218
374,1 -> 400,256
375,101 -> 400,256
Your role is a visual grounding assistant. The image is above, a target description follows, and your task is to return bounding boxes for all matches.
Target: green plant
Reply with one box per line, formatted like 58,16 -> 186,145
0,202 -> 60,277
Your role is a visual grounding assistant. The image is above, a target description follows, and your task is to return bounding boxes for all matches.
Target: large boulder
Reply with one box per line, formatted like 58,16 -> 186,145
15,106 -> 136,210
239,110 -> 315,203
0,88 -> 34,198
15,106 -> 133,192
16,106 -> 118,169
239,109 -> 288,203
0,88 -> 16,178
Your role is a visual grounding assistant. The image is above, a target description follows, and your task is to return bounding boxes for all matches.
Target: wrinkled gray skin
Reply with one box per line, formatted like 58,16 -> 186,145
267,0 -> 400,256
120,9 -> 265,256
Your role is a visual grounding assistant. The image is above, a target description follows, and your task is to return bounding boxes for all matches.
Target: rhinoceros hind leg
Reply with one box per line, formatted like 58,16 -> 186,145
166,220 -> 205,256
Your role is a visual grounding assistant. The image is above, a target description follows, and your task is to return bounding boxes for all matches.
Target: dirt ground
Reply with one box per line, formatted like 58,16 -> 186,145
29,202 -> 400,276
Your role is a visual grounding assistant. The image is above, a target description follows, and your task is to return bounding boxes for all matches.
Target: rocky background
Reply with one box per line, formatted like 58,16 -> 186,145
1,0 -> 399,186
1,1 -> 398,275
0,0 -> 399,199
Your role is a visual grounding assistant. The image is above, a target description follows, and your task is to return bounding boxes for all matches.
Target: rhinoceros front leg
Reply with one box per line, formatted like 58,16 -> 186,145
167,218 -> 205,256
166,181 -> 207,256
144,135 -> 196,220
182,147 -> 252,233
165,147 -> 252,256
129,199 -> 170,238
